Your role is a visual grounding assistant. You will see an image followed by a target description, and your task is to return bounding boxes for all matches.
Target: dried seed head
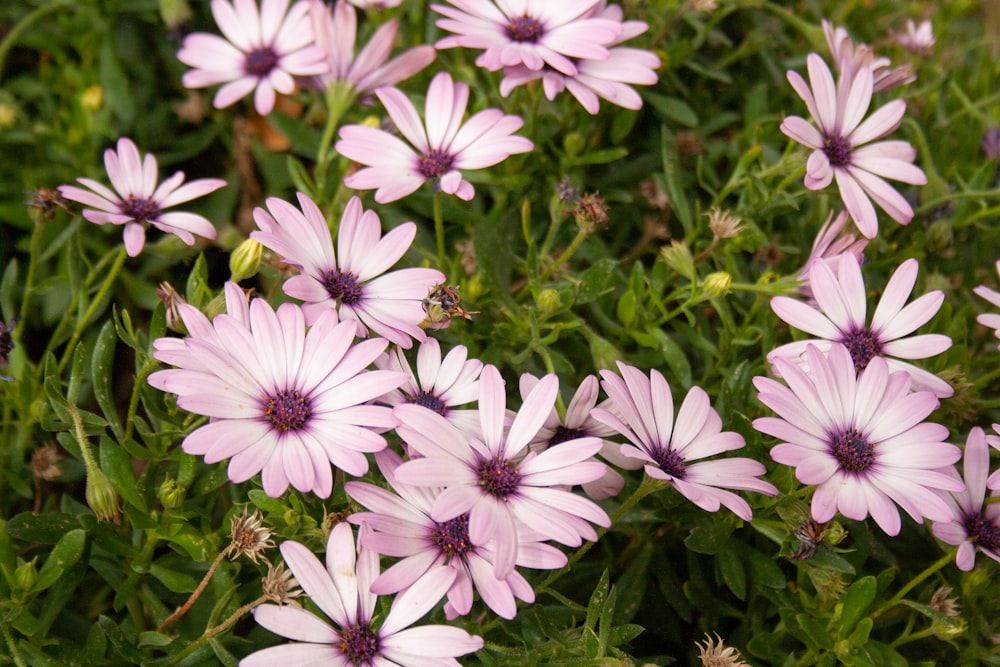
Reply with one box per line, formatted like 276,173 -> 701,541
227,507 -> 275,564
707,206 -> 745,239
929,586 -> 961,618
31,444 -> 63,481
696,633 -> 750,667
571,192 -> 610,232
156,282 -> 186,329
262,561 -> 303,606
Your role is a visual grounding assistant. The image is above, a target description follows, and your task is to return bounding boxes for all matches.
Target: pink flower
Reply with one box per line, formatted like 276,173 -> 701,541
822,19 -> 914,92
242,522 -> 483,666
498,3 -> 659,114
335,72 -> 533,202
148,294 -> 406,498
177,0 -> 328,115
375,338 -> 482,434
306,0 -> 435,97
519,373 -> 636,499
592,362 -> 778,521
348,0 -> 403,8
780,53 -> 927,238
251,193 -> 445,348
58,138 -> 226,257
432,0 -> 623,76
393,365 -> 611,578
346,449 -> 566,620
973,260 -> 1000,349
895,19 -> 935,56
931,428 -> 1000,571
769,254 -> 953,397
753,344 -> 963,536
798,209 -> 868,301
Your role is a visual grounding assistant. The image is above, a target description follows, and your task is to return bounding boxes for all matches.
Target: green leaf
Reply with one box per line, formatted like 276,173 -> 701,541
92,320 -> 126,443
186,254 -> 212,308
612,541 -> 651,624
684,518 -> 736,555
32,529 -> 86,593
586,570 -> 610,634
848,617 -> 873,647
646,93 -> 699,127
161,530 -> 212,562
286,155 -> 318,200
99,436 -> 146,512
210,637 -> 240,667
717,542 -> 746,600
0,258 -> 17,323
98,614 -> 147,664
67,342 -> 86,405
566,147 -> 629,166
795,613 -> 833,650
616,290 -> 637,327
137,631 -> 174,648
248,489 -> 287,514
576,259 -> 618,304
838,576 -> 877,636
6,512 -> 79,544
99,35 -> 135,123
659,127 -> 694,235
149,562 -> 198,593
645,327 -> 693,389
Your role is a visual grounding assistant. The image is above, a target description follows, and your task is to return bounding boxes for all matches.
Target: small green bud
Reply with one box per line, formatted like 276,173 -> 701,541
925,218 -> 953,251
81,85 -> 103,112
703,271 -> 732,298
86,468 -> 120,522
0,103 -> 16,130
158,476 -> 186,509
229,238 -> 263,282
159,0 -> 194,29
14,558 -> 38,592
932,617 -> 966,640
536,289 -> 561,315
563,132 -> 586,158
660,240 -> 695,277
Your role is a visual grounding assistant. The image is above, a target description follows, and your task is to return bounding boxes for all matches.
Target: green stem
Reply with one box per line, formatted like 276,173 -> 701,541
0,0 -> 74,81
57,245 -> 127,374
167,594 -> 268,665
542,228 -> 588,282
68,404 -> 99,474
124,359 -> 157,444
433,191 -> 446,273
1,624 -> 27,667
16,217 -> 45,325
314,84 -> 355,203
871,550 -> 955,620
158,549 -> 230,633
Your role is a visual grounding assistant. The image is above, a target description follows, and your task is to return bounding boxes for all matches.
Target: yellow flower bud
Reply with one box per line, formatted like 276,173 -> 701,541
86,468 -> 120,522
229,238 -> 263,282
81,85 -> 104,112
536,289 -> 561,315
703,271 -> 732,298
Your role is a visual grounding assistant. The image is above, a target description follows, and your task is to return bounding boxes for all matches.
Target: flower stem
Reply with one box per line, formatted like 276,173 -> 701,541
167,594 -> 268,665
124,359 -> 156,444
315,83 -> 355,203
157,548 -> 230,633
57,245 -> 127,374
871,550 -> 955,620
542,227 -> 588,282
1,624 -> 27,667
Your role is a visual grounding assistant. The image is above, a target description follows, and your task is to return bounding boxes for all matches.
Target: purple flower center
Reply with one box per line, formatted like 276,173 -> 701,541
840,327 -> 882,372
506,15 -> 544,43
339,623 -> 378,664
650,446 -> 687,479
549,425 -> 587,447
431,514 -> 473,558
964,511 -> 1000,551
418,149 -> 456,179
831,428 -> 876,473
321,269 -> 363,305
409,390 -> 448,416
120,196 -> 160,223
823,135 -> 853,168
263,389 -> 311,432
477,456 -> 520,499
244,47 -> 279,77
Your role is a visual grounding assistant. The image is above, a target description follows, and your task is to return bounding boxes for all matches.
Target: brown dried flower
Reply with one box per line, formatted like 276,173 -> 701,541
707,206 -> 745,240
696,633 -> 750,667
155,282 -> 187,329
262,561 -> 303,606
226,507 -> 275,564
31,444 -> 63,481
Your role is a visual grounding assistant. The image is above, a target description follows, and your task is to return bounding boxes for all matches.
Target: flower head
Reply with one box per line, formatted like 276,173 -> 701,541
780,53 -> 927,237
58,138 -> 226,256
823,19 -> 914,92
392,366 -> 611,578
895,19 -> 935,56
242,522 -> 483,666
974,260 -> 1000,349
432,0 -> 623,76
251,193 -> 445,347
769,254 -> 953,397
931,428 -> 1000,570
148,288 -> 406,498
336,72 -> 533,202
592,362 -> 778,521
346,449 -> 566,620
753,344 -> 963,535
226,507 -> 276,563
798,209 -> 868,301
306,0 -> 435,98
696,633 -> 750,667
177,0 -> 329,115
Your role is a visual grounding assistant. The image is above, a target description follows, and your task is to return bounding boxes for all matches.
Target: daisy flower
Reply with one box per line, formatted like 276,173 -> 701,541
780,53 -> 927,238
591,362 -> 778,521
346,449 -> 567,620
151,281 -> 253,370
242,522 -> 483,666
798,209 -> 868,301
753,344 -> 963,536
769,254 -> 953,397
375,337 -> 482,434
251,193 -> 445,347
973,260 -> 1000,349
148,297 -> 407,498
432,0 -> 623,76
519,373 -> 637,499
895,19 -> 935,56
822,19 -> 914,93
306,0 -> 435,98
177,0 -> 328,115
58,138 -> 226,257
335,71 -> 534,203
393,366 -> 611,578
931,428 -> 1000,571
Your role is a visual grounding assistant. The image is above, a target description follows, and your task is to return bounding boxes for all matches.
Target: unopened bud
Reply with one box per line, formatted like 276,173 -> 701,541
14,558 -> 38,592
536,289 -> 561,315
563,132 -> 586,158
81,85 -> 103,112
158,476 -> 186,509
0,103 -> 15,130
159,0 -> 194,30
229,238 -> 263,282
932,617 -> 967,640
660,240 -> 695,277
86,468 -> 120,522
703,271 -> 732,298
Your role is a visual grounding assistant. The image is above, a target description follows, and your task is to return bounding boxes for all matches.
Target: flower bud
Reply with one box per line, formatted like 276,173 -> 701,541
703,271 -> 732,298
536,289 -> 561,315
229,238 -> 263,282
563,132 -> 586,158
81,85 -> 104,112
86,468 -> 120,522
0,103 -> 15,130
159,0 -> 194,30
158,476 -> 186,509
14,558 -> 38,592
660,240 -> 694,277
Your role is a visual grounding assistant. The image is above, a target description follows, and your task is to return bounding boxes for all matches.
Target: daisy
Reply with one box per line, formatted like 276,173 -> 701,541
375,338 -> 482,434
432,0 -> 623,76
780,53 -> 927,238
591,362 -> 778,521
753,344 -> 963,536
973,260 -> 1000,349
498,3 -> 660,114
519,373 -> 637,499
151,281 -> 254,370
335,71 -> 534,203
931,428 -> 1000,571
822,19 -> 914,93
306,0 -> 435,98
393,366 -> 611,578
58,138 -> 226,257
768,254 -> 953,397
241,522 -> 483,666
895,19 -> 935,57
346,449 -> 566,620
798,209 -> 868,301
148,297 -> 407,498
177,0 -> 329,115
250,193 -> 445,347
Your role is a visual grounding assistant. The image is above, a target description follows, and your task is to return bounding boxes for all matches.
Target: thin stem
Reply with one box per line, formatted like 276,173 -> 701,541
542,228 -> 588,282
1,624 -> 27,667
167,594 -> 268,665
17,216 -> 45,324
871,550 -> 955,620
315,84 -> 355,203
68,404 -> 99,473
57,245 -> 128,374
157,549 -> 230,633
433,191 -> 446,273
124,359 -> 157,444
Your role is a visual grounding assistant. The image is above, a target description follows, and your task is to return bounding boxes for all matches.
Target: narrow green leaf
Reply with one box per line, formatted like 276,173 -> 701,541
717,543 -> 747,601
6,512 -> 79,544
99,436 -> 146,512
92,320 -> 126,443
32,529 -> 86,593
0,258 -> 17,322
616,290 -> 637,327
149,562 -> 198,593
659,126 -> 694,235
838,576 -> 877,636
210,637 -> 240,667
586,570 -> 610,632
98,614 -> 147,663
